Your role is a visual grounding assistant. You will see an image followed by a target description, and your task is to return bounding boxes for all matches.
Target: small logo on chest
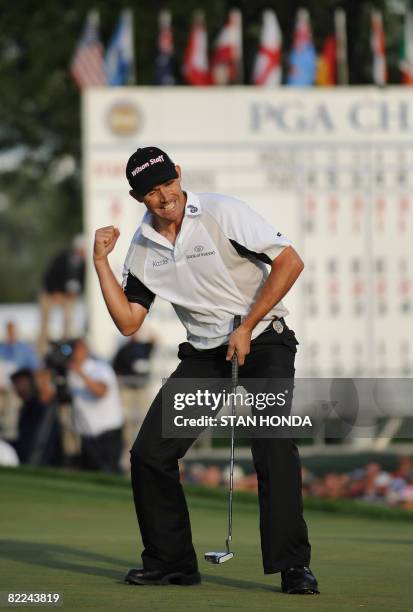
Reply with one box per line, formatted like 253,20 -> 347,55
186,245 -> 215,260
152,258 -> 169,267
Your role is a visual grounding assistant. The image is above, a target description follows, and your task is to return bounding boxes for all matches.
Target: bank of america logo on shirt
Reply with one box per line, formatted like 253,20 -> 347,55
187,245 -> 215,260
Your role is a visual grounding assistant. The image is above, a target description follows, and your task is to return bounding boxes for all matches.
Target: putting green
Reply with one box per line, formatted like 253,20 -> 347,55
0,469 -> 411,611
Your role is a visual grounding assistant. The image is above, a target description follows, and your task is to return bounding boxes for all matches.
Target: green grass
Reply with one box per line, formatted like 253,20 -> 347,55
0,469 -> 412,611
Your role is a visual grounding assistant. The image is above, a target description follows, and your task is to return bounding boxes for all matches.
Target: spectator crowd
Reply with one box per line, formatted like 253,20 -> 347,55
0,320 -> 155,475
179,456 -> 413,510
0,237 -> 157,474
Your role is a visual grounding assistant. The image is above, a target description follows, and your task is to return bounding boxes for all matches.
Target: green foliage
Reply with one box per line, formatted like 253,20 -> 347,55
0,0 -> 409,301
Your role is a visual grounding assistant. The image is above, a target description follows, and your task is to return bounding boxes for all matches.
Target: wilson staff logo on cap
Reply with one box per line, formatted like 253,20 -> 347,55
126,146 -> 178,196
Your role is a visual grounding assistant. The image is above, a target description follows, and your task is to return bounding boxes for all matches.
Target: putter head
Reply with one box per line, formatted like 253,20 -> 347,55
204,551 -> 234,564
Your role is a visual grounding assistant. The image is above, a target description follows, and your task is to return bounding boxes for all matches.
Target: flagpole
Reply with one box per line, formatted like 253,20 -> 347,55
335,8 -> 349,85
125,9 -> 136,85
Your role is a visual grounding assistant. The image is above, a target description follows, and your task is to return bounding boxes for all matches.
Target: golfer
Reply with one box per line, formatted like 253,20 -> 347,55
93,147 -> 319,595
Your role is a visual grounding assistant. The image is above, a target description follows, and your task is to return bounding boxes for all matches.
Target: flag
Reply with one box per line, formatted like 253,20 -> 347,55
251,10 -> 282,86
371,10 -> 387,86
399,10 -> 413,84
287,8 -> 316,86
105,10 -> 135,85
316,35 -> 336,86
210,9 -> 243,85
335,8 -> 349,85
70,11 -> 106,88
183,11 -> 210,85
155,10 -> 175,85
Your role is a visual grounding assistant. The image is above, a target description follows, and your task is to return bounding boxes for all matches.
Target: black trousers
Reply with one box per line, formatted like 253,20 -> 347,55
130,323 -> 311,574
80,427 -> 123,474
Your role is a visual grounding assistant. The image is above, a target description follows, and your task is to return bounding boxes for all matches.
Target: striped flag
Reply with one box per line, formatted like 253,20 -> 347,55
155,10 -> 175,85
183,11 -> 210,85
287,9 -> 316,86
399,10 -> 413,84
105,10 -> 135,85
70,11 -> 106,88
252,10 -> 282,86
371,10 -> 387,86
210,9 -> 243,85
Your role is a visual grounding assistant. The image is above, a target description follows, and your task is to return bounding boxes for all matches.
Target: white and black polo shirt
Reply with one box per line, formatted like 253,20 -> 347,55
122,191 -> 292,349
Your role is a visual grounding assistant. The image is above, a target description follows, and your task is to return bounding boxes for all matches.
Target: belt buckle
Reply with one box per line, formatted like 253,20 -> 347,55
272,317 -> 284,334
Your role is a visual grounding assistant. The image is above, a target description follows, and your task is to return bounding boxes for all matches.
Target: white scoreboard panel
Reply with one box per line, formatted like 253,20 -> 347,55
83,88 -> 413,379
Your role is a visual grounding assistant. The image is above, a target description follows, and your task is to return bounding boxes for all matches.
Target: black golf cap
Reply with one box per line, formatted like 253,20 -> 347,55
126,147 -> 178,196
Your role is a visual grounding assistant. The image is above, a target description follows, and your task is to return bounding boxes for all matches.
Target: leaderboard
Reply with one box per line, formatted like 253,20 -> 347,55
84,88 -> 413,378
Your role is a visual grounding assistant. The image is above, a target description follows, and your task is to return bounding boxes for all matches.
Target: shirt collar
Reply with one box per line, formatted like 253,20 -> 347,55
140,191 -> 202,247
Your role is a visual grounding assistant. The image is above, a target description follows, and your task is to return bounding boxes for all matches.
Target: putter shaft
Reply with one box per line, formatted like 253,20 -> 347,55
204,315 -> 241,565
227,315 -> 241,550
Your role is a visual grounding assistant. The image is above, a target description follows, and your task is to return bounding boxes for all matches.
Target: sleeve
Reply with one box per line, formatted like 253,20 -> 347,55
212,197 -> 292,262
123,272 -> 155,310
86,362 -> 114,385
121,230 -> 155,310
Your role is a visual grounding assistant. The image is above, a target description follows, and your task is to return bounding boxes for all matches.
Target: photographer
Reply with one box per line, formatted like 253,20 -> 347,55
66,338 -> 124,474
9,368 -> 63,467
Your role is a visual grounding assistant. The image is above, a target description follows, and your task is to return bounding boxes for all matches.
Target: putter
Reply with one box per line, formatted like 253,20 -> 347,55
205,314 -> 241,565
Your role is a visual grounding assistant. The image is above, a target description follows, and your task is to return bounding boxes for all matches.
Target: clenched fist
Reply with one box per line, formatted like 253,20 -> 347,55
94,226 -> 120,262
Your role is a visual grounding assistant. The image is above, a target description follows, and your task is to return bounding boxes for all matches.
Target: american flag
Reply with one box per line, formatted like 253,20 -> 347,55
70,11 -> 107,88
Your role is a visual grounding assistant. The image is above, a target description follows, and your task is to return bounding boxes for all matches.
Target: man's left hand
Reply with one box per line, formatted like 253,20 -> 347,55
226,325 -> 251,366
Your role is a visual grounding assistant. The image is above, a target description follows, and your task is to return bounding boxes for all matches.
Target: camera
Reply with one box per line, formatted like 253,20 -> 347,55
44,340 -> 75,403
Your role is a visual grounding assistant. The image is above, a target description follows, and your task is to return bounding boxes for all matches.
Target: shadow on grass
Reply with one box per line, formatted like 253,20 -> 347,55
0,539 -> 280,592
202,574 -> 279,593
0,539 -> 131,580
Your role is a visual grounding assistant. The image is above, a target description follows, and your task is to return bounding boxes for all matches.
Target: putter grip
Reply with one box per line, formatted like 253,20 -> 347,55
232,315 -> 241,383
